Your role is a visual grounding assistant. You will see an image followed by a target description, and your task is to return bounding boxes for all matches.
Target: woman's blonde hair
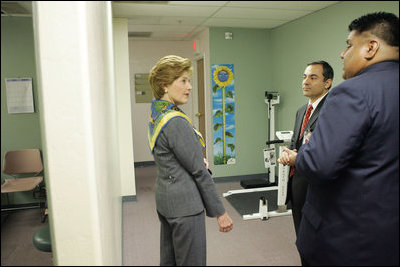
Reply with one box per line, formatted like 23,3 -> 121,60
148,55 -> 193,99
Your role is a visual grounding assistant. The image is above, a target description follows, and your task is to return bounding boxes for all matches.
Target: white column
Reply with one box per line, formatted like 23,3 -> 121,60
113,18 -> 136,198
32,1 -> 121,265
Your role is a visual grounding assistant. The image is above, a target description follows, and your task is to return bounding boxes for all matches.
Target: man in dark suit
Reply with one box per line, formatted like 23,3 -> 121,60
279,12 -> 399,265
283,61 -> 333,266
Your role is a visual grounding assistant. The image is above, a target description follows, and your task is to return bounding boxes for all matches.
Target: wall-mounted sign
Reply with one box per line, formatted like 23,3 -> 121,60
134,73 -> 152,103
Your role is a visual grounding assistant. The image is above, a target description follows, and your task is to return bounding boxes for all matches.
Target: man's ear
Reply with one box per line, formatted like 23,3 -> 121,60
364,39 -> 379,60
324,78 -> 332,89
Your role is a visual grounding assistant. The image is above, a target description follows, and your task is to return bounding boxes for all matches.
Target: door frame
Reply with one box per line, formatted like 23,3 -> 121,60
192,54 -> 207,158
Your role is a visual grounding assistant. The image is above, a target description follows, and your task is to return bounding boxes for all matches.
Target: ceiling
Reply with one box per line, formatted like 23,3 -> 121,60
2,1 -> 340,41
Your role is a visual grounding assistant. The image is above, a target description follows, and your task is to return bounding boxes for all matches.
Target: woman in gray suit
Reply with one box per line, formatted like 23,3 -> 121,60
148,55 -> 233,266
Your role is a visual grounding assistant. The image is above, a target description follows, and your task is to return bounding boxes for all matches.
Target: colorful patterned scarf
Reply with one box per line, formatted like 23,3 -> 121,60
148,100 -> 205,153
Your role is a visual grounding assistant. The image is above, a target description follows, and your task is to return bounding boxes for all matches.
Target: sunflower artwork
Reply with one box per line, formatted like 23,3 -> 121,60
212,64 -> 236,165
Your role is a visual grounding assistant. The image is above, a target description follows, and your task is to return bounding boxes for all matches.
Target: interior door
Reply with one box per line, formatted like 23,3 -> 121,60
196,58 -> 206,158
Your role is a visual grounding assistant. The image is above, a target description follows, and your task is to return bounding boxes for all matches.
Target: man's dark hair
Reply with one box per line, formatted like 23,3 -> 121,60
307,61 -> 334,89
349,12 -> 399,47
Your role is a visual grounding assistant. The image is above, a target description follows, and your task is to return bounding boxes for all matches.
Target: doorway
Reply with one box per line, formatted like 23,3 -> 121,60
196,58 -> 206,158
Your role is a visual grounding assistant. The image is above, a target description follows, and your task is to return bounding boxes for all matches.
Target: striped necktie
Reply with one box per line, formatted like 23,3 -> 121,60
299,104 -> 313,140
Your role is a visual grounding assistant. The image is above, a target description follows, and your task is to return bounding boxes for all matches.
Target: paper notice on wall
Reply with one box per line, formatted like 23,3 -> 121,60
5,78 -> 35,114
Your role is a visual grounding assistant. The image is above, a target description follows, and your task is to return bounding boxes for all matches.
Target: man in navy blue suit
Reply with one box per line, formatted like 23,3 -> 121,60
279,12 -> 399,265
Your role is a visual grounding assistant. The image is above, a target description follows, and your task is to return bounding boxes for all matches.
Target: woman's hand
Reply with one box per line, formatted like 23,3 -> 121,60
203,158 -> 209,169
217,212 -> 233,232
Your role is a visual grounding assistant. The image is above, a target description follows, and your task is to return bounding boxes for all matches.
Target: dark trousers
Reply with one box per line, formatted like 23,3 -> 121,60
301,256 -> 310,266
288,174 -> 309,266
157,210 -> 206,266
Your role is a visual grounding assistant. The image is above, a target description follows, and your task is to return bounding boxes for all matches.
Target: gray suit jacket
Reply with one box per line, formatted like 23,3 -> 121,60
152,117 -> 225,218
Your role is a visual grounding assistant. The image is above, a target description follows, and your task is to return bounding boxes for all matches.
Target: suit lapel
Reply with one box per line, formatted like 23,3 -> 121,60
305,94 -> 328,131
294,94 -> 328,147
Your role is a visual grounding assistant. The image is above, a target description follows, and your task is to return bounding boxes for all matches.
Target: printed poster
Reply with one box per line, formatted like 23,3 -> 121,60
5,78 -> 34,114
211,64 -> 236,165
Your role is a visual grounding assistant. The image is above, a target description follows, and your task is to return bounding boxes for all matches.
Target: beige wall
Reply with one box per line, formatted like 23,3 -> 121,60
128,39 -> 196,162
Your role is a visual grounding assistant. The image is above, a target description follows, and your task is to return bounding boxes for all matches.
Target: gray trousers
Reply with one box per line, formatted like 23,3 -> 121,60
157,210 -> 206,266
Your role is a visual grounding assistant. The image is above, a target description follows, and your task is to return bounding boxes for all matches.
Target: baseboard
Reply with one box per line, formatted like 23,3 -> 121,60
134,161 -> 155,167
122,195 -> 137,202
1,202 -> 44,212
213,173 -> 271,183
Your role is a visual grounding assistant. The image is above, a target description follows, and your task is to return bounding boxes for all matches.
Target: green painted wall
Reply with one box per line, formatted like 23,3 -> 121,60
210,28 -> 271,178
210,1 -> 398,179
1,16 -> 42,205
2,1 -> 398,186
270,1 -> 399,133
